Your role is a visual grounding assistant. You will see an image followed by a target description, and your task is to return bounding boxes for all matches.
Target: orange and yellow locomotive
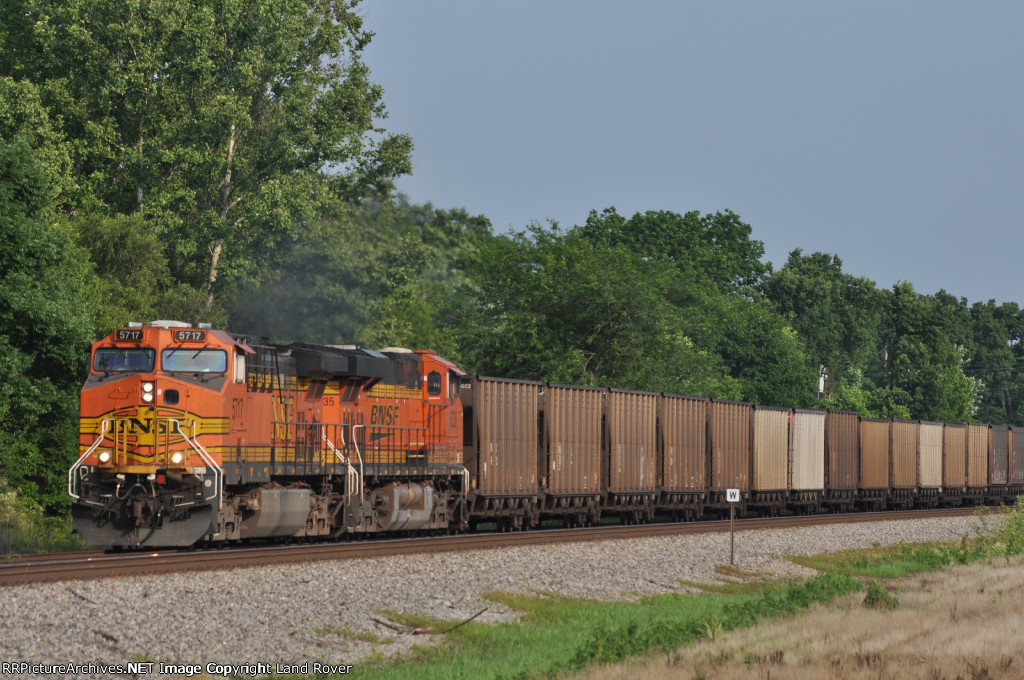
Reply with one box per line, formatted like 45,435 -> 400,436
70,321 -> 467,547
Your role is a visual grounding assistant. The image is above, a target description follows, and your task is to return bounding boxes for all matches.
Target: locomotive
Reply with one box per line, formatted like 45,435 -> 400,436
70,321 -> 1024,548
70,321 -> 467,547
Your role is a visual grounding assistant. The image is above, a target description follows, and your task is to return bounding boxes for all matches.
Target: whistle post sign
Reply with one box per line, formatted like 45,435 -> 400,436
726,488 -> 739,564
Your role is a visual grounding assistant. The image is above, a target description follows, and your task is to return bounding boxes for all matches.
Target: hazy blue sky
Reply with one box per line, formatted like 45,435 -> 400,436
362,2 -> 1023,304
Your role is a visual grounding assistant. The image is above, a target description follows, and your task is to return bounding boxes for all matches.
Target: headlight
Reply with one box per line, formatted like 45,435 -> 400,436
98,451 -> 111,464
141,382 -> 155,402
142,382 -> 154,393
142,391 -> 154,403
171,452 -> 184,465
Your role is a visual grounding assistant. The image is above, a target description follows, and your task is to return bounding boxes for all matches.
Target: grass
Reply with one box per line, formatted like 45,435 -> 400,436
291,572 -> 861,680
285,498 -> 1024,680
0,488 -> 87,557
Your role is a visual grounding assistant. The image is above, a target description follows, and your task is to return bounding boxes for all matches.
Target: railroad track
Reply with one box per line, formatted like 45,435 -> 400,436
0,507 -> 986,587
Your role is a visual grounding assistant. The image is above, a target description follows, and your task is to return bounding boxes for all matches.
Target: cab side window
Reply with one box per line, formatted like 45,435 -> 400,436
427,371 -> 442,396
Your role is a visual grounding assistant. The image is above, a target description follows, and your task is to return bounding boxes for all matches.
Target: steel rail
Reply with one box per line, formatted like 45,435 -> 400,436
0,506 -> 988,587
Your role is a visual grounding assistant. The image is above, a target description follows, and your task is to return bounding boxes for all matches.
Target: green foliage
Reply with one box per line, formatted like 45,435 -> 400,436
580,206 -> 770,290
877,283 -> 976,421
822,369 -> 912,419
229,198 -> 491,356
964,300 -> 1024,425
454,222 -> 741,397
75,213 -> 211,334
762,249 -> 884,392
349,573 -> 859,680
992,496 -> 1024,559
0,78 -> 73,206
1,0 -> 412,307
711,295 -> 818,407
863,579 -> 899,609
791,502 -> 1024,580
0,136 -> 94,513
0,483 -> 87,556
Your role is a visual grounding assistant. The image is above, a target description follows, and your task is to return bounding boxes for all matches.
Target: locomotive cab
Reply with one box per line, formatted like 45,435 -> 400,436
70,321 -> 236,547
71,323 -> 469,547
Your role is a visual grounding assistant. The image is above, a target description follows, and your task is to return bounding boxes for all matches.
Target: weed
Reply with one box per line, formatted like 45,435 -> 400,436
702,616 -> 723,642
863,580 -> 899,610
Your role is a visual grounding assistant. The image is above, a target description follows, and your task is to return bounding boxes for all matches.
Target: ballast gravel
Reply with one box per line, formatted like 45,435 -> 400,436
0,515 -> 993,678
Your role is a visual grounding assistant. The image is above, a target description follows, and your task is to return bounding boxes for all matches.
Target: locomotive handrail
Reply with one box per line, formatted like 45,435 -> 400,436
68,419 -> 111,500
350,424 -> 366,497
170,419 -> 222,509
321,427 -> 362,498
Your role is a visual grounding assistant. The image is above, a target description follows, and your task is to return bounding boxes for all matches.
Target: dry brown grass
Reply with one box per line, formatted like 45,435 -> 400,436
577,560 -> 1024,680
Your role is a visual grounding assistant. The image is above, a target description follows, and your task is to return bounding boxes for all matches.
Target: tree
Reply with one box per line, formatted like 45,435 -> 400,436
74,213 -> 209,334
229,198 -> 493,357
964,301 -> 1024,425
454,223 -> 742,397
711,295 -> 818,408
761,249 -> 884,396
580,207 -> 770,291
876,283 -> 975,421
1,0 -> 412,311
0,136 -> 94,512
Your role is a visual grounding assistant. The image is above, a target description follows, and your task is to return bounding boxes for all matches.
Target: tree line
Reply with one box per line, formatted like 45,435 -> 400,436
1,0 -> 1022,519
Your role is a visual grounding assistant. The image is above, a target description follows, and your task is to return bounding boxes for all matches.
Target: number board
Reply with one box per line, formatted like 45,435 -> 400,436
115,329 -> 143,341
173,329 -> 207,342
726,488 -> 740,503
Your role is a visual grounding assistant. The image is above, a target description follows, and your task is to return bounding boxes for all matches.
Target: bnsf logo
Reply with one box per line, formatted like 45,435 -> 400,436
370,405 -> 399,426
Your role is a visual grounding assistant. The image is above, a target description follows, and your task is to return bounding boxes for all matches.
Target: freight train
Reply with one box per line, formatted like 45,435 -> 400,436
69,321 -> 1024,547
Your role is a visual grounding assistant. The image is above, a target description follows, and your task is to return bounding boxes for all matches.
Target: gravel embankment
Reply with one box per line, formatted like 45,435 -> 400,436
0,515 -> 993,678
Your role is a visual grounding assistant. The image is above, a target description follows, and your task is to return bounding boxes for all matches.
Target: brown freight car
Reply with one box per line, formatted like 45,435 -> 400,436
540,384 -> 602,525
942,422 -> 967,506
989,425 -> 1010,503
602,389 -> 658,522
824,410 -> 858,511
917,421 -> 943,507
658,394 -> 708,519
790,409 -> 825,511
890,419 -> 918,509
708,400 -> 752,507
966,423 -> 990,504
1011,427 -> 1024,497
859,418 -> 890,509
460,376 -> 541,529
750,405 -> 790,513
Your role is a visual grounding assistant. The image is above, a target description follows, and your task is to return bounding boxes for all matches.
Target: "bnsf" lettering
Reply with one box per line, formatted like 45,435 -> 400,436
370,405 -> 399,427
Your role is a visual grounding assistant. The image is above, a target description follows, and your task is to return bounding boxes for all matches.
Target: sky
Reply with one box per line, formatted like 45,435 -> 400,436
361,2 -> 1024,305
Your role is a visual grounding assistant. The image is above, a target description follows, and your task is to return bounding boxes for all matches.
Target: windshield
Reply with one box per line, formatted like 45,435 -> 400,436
161,348 -> 227,373
93,348 -> 156,373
